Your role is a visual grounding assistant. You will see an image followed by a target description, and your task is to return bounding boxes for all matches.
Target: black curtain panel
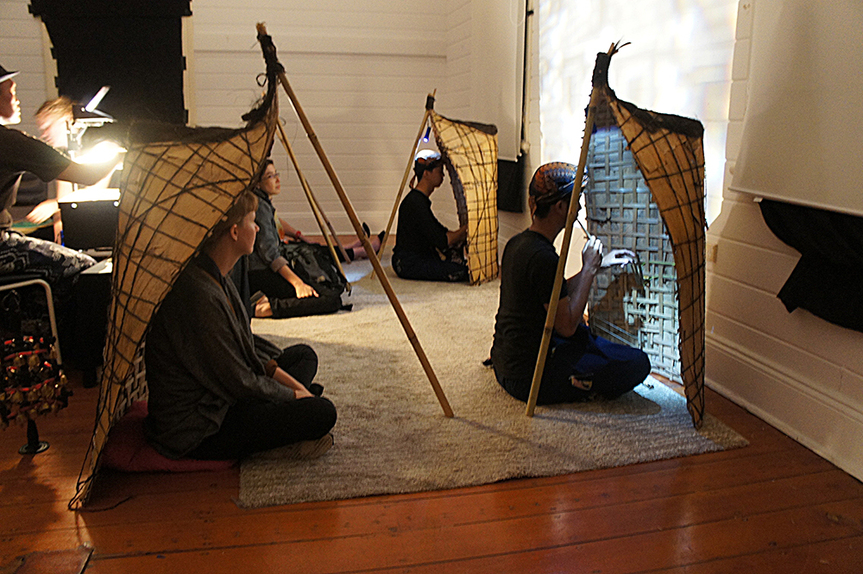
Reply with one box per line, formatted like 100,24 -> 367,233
498,157 -> 524,213
759,199 -> 863,333
29,0 -> 191,124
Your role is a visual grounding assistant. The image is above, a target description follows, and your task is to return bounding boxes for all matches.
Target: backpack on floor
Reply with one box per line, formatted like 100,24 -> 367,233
280,242 -> 347,296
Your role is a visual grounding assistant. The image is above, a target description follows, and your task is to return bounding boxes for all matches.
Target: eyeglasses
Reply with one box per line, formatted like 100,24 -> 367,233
263,172 -> 280,180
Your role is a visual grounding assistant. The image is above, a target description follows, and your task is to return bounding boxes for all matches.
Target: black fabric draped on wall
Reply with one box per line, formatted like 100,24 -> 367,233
29,0 -> 191,125
759,199 -> 863,334
498,157 -> 524,213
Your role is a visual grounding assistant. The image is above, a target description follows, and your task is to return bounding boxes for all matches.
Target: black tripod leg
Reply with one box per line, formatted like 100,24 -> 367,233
19,418 -> 49,455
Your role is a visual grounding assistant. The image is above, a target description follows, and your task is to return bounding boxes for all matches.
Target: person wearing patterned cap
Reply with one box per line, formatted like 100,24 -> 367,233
392,149 -> 468,282
490,162 -> 650,405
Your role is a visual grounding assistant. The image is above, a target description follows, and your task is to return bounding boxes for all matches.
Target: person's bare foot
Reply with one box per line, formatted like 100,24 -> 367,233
254,296 -> 273,318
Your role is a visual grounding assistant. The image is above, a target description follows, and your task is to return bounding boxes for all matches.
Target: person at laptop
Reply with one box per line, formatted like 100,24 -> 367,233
22,97 -> 75,243
1,63 -> 121,309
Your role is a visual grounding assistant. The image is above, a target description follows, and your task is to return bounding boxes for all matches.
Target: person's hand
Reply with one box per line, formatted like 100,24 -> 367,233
447,223 -> 468,246
25,199 -> 59,224
254,296 -> 273,318
601,249 -> 636,268
292,281 -> 319,299
272,366 -> 316,399
581,235 -> 604,273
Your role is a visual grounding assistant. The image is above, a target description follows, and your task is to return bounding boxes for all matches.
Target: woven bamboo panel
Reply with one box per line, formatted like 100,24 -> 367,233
70,30 -> 282,510
128,344 -> 149,404
430,111 -> 500,285
585,125 -> 681,383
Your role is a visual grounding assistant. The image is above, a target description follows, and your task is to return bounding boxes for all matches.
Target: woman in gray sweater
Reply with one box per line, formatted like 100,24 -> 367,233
144,190 -> 336,460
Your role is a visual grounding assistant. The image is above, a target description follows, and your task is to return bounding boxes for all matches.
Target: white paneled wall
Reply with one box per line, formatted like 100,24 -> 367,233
0,1 -> 53,136
191,0 -> 451,235
445,0 -> 472,117
706,0 -> 863,480
190,0 -> 524,236
9,0 -> 524,239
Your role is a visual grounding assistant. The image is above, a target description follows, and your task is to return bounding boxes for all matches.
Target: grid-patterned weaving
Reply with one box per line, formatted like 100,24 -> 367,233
430,111 -> 499,285
601,86 -> 707,428
586,125 -> 681,383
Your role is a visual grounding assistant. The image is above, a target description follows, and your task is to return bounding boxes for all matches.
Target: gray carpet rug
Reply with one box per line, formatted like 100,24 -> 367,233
240,261 -> 747,508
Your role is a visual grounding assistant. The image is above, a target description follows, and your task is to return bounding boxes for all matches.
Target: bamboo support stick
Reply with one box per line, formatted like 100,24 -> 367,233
279,123 -> 352,265
379,92 -> 435,256
275,120 -> 351,289
524,47 -> 612,417
261,26 -> 453,417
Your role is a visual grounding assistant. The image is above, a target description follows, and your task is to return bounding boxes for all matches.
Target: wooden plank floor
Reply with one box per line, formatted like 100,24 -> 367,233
2,372 -> 862,574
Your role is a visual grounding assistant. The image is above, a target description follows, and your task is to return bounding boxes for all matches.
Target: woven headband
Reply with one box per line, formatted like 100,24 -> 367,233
530,162 -> 579,205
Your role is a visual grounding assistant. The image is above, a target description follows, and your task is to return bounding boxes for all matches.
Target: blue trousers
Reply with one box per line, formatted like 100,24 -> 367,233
496,324 -> 651,405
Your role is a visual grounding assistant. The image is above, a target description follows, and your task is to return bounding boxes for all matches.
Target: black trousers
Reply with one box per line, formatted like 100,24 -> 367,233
248,268 -> 342,318
188,344 -> 337,460
392,250 -> 468,283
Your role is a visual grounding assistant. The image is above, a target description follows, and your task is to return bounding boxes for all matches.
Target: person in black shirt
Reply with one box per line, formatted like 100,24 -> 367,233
392,150 -> 468,282
145,190 -> 336,460
1,64 -> 120,299
491,162 -> 650,405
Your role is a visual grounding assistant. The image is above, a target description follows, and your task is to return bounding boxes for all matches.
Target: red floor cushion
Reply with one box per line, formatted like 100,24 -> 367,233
101,401 -> 235,472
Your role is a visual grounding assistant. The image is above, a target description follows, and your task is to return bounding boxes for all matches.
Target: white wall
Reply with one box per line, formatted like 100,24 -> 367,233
0,1 -> 54,136
189,0 -> 523,236
190,0 -> 451,235
8,0 -> 524,237
707,1 -> 863,480
445,0 -> 525,163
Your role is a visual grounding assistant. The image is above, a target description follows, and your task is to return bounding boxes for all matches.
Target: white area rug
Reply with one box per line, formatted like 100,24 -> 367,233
240,262 -> 747,508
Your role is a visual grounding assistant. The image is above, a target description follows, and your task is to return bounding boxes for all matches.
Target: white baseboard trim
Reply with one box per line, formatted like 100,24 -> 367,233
706,332 -> 863,481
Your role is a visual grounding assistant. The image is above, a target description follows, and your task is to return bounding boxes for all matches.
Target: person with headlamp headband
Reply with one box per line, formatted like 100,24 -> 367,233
392,149 -> 468,282
490,162 -> 650,405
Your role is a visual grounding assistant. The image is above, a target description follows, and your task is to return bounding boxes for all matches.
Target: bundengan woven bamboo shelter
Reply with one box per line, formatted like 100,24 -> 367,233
382,95 -> 500,285
69,30 -> 282,509
70,26 -> 454,508
526,44 -> 706,428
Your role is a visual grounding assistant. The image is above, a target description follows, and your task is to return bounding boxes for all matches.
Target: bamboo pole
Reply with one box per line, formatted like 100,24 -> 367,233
379,91 -> 435,256
275,120 -> 351,290
260,24 -> 453,417
525,46 -> 613,417
278,121 -> 351,263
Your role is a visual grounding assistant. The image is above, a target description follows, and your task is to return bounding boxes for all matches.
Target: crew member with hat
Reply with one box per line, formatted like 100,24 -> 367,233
1,62 -> 121,353
490,162 -> 650,405
392,149 -> 468,282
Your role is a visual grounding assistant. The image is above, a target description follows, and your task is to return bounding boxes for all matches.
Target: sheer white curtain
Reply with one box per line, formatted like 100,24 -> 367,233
537,0 -> 737,223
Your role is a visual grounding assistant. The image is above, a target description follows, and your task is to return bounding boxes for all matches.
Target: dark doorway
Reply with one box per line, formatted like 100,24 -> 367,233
29,0 -> 191,124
